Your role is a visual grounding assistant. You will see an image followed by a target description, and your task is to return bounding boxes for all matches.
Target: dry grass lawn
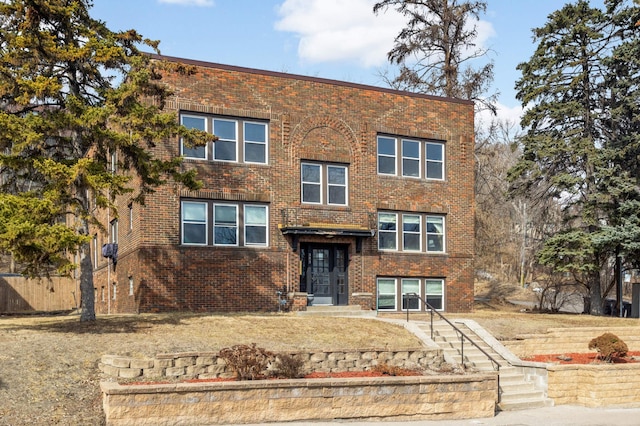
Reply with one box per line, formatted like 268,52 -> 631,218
1,295 -> 639,425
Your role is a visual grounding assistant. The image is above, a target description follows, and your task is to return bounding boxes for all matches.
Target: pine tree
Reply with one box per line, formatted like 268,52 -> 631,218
0,0 -> 212,321
509,0 -> 639,315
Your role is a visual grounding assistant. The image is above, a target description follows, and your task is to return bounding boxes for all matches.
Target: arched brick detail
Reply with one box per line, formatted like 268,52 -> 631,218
289,115 -> 360,164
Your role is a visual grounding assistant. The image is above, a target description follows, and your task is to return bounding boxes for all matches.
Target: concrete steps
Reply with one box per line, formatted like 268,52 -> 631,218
424,321 -> 553,411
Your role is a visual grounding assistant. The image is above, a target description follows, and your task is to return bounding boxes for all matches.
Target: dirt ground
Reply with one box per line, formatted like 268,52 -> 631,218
1,281 -> 638,425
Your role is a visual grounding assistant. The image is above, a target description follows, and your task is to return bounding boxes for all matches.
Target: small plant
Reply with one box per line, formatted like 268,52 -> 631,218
268,353 -> 305,379
588,332 -> 628,362
218,343 -> 274,380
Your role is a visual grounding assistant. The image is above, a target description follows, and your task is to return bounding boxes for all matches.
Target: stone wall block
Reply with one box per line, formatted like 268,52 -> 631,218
175,357 -> 196,367
130,359 -> 154,369
119,368 -> 142,379
165,366 -> 185,377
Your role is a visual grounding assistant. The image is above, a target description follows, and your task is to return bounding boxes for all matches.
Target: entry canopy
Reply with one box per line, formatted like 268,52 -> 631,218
279,224 -> 375,252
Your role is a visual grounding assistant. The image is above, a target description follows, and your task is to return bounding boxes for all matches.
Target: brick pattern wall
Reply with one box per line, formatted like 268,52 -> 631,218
93,56 -> 475,314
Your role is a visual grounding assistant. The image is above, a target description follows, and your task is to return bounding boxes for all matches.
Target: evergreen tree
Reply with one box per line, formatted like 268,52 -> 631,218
0,0 -> 212,321
509,0 -> 639,315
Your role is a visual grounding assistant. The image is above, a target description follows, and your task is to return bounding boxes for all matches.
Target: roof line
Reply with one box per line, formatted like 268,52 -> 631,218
149,53 -> 474,106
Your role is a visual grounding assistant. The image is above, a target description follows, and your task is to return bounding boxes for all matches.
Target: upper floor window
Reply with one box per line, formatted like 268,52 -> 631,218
181,200 -> 268,247
377,135 -> 445,180
109,219 -> 118,244
301,162 -> 348,206
180,113 -> 268,164
378,212 -> 445,253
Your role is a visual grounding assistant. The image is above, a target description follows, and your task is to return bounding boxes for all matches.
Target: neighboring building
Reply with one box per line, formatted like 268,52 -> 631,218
92,54 -> 475,314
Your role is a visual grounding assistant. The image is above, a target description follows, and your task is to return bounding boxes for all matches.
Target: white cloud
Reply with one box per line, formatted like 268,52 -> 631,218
275,0 -> 495,69
476,101 -> 524,133
158,0 -> 214,6
275,0 -> 405,67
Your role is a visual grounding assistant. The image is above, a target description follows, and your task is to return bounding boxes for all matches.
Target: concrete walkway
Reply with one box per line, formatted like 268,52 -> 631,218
243,405 -> 640,425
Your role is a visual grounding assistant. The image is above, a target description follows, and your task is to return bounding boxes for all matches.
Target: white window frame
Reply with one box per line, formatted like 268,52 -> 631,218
401,278 -> 421,311
376,278 -> 397,311
213,118 -> 238,162
426,142 -> 445,180
128,276 -> 134,296
425,278 -> 445,311
402,214 -> 422,252
426,215 -> 446,253
327,165 -> 348,206
244,205 -> 268,247
109,219 -> 118,244
401,139 -> 421,178
243,121 -> 268,165
378,212 -> 398,251
301,162 -> 322,204
180,114 -> 208,160
213,203 -> 239,246
181,201 -> 208,246
377,135 -> 397,175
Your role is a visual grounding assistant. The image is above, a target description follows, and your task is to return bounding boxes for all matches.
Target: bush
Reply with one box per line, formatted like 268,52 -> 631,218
218,343 -> 274,380
268,353 -> 305,379
588,332 -> 628,362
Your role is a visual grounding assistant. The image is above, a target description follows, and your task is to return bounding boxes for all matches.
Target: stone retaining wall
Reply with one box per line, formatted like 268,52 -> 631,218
504,327 -> 640,357
547,363 -> 640,407
101,374 -> 498,425
99,347 -> 444,380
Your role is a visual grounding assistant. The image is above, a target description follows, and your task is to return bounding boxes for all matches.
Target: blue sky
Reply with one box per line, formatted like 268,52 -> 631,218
91,0 -> 599,126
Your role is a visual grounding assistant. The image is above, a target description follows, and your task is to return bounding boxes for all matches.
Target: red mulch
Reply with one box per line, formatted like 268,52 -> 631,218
522,351 -> 640,364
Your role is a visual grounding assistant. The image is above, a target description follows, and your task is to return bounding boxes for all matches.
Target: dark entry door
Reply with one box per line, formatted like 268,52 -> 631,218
300,244 -> 348,305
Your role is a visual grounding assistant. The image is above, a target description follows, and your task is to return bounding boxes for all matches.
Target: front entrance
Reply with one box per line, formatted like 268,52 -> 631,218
300,244 -> 348,305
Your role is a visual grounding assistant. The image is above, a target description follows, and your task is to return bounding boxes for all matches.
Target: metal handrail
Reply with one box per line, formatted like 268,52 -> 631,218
403,293 -> 501,373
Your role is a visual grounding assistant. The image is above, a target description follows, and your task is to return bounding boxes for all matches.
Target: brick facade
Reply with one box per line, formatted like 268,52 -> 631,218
92,54 -> 475,314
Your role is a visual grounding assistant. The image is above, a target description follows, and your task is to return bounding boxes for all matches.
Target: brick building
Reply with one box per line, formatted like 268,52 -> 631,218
92,54 -> 475,314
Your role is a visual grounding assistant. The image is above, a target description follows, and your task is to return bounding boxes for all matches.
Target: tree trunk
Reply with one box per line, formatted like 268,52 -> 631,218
80,241 -> 96,322
589,270 -> 603,316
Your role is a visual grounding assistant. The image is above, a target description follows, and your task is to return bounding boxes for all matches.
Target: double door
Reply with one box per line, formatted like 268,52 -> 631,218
300,244 -> 348,306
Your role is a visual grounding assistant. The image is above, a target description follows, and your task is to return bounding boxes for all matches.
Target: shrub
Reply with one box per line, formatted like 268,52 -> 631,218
218,343 -> 274,380
588,332 -> 628,362
268,353 -> 305,379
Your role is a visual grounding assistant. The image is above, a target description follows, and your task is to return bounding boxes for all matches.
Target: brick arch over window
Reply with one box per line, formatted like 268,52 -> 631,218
289,115 -> 361,164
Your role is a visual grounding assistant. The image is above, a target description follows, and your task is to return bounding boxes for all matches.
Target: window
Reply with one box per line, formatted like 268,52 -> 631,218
214,204 -> 238,246
244,205 -> 268,246
378,213 -> 397,250
402,214 -> 421,251
182,201 -> 207,245
426,216 -> 445,252
377,135 -> 444,180
426,279 -> 444,310
181,200 -> 268,247
426,142 -> 444,180
181,115 -> 207,159
377,278 -> 396,310
402,139 -> 420,177
129,276 -> 134,296
112,282 -> 117,300
379,212 -> 445,253
301,162 -> 348,206
92,234 -> 98,268
128,203 -> 133,232
180,113 -> 268,164
376,277 -> 445,311
109,219 -> 118,244
401,279 -> 420,310
213,118 -> 237,161
244,122 -> 267,163
110,150 -> 117,173
377,136 -> 396,175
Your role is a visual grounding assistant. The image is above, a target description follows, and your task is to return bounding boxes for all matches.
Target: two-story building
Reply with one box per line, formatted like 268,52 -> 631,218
92,54 -> 475,314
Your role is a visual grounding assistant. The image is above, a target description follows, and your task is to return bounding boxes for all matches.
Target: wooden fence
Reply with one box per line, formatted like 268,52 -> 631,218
0,275 -> 78,313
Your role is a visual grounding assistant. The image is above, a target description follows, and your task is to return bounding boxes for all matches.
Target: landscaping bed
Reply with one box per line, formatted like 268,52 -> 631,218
523,351 -> 640,364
